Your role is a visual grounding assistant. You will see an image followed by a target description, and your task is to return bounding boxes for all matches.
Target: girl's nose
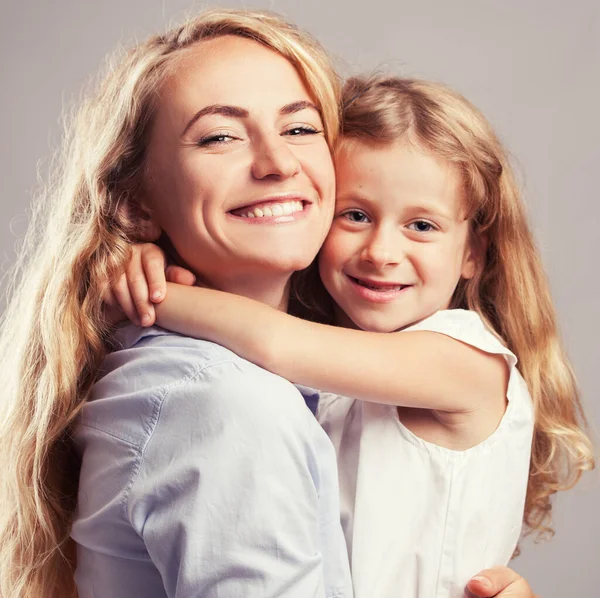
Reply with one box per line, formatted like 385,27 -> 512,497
360,228 -> 402,269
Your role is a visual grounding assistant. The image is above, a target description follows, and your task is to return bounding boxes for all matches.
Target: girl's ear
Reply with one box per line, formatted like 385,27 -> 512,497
461,232 -> 487,280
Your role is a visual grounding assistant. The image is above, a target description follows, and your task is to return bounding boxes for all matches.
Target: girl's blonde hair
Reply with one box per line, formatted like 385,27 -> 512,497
338,74 -> 594,542
0,9 -> 340,597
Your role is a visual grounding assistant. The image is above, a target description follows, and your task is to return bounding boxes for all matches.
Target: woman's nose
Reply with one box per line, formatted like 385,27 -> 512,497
251,135 -> 301,180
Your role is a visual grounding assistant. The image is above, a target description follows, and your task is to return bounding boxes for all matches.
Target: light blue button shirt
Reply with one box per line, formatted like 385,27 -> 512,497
71,325 -> 352,598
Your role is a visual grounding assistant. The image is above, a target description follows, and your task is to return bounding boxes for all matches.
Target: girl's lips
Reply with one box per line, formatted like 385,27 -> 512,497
346,274 -> 411,303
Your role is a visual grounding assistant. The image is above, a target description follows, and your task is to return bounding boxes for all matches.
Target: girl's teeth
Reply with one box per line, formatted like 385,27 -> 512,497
272,204 -> 283,216
282,203 -> 292,215
263,206 -> 273,217
357,279 -> 404,291
255,207 -> 264,217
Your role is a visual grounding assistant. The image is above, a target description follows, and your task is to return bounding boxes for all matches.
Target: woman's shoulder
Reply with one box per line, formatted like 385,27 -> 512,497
111,323 -> 238,358
101,324 -> 254,389
83,325 -> 303,447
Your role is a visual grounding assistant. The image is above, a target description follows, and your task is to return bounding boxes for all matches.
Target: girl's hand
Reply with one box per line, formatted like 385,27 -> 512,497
105,243 -> 195,327
467,567 -> 539,598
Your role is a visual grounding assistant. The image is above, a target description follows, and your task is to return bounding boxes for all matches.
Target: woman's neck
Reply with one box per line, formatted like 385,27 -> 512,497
241,277 -> 290,312
203,273 -> 291,312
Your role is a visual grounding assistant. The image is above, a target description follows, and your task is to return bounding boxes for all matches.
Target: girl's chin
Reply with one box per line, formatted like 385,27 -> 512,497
344,311 -> 408,333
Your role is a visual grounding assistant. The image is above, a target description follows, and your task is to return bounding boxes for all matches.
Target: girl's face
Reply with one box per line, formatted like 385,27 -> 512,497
319,138 -> 477,332
143,35 -> 335,305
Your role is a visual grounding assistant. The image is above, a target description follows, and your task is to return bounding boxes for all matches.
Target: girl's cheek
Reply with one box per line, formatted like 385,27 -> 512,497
318,232 -> 345,281
318,238 -> 335,273
320,227 -> 348,262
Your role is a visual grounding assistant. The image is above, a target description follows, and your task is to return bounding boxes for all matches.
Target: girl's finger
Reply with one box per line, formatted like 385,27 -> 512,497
141,244 -> 168,303
126,249 -> 155,326
100,280 -> 118,308
165,265 -> 197,286
112,272 -> 141,326
102,288 -> 127,325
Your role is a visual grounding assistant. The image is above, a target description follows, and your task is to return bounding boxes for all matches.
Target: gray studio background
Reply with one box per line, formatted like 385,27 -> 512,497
1,0 -> 598,595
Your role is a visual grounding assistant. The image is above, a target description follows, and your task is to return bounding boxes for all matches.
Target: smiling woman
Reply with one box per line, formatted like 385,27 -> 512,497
0,9 -> 347,598
141,35 -> 335,305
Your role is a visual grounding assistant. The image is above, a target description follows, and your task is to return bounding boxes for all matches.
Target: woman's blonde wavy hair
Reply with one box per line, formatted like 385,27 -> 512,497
0,9 -> 341,597
337,74 -> 594,544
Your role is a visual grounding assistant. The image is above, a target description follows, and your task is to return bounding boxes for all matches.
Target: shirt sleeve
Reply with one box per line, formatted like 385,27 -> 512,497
127,358 -> 328,598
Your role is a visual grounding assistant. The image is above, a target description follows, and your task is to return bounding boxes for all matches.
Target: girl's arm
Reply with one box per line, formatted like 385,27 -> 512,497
155,284 -> 508,414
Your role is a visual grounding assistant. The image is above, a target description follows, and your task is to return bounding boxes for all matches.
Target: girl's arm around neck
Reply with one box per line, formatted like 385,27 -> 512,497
155,284 -> 507,414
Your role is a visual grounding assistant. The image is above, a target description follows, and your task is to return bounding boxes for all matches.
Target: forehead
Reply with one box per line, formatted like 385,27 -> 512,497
154,36 -> 313,129
334,138 -> 465,212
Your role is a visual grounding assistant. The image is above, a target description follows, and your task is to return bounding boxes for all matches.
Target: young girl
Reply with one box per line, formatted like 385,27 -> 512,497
111,75 -> 593,597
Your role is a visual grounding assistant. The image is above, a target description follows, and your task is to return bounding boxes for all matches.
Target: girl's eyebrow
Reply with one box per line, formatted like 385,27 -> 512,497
182,100 -> 320,137
404,204 -> 454,220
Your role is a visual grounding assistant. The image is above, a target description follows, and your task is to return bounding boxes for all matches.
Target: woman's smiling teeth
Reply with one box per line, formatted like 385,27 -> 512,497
233,200 -> 304,219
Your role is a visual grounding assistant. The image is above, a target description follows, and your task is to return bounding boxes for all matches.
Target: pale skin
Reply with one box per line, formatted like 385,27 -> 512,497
108,138 -> 539,596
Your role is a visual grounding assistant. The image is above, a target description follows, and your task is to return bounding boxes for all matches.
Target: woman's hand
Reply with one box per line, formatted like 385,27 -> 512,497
468,567 -> 539,598
104,243 -> 195,326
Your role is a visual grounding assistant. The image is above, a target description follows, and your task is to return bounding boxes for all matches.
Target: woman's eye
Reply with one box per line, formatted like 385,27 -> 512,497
197,133 -> 236,147
407,220 -> 435,232
343,210 -> 370,223
283,125 -> 321,136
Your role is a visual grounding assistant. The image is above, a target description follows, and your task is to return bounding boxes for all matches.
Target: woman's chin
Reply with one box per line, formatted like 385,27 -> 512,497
263,254 -> 318,276
249,245 -> 322,275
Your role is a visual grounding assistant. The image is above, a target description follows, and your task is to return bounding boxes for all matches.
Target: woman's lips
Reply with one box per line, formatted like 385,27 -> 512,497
346,274 -> 411,303
228,198 -> 311,224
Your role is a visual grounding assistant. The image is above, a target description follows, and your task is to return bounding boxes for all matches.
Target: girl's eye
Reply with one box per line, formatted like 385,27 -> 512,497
407,220 -> 435,232
283,125 -> 321,136
197,133 -> 237,147
342,210 -> 370,223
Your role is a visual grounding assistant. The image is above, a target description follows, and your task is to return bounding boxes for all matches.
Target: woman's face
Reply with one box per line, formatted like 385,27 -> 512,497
143,35 -> 335,302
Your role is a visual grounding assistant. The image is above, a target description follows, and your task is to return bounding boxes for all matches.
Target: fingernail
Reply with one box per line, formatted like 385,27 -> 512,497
471,576 -> 491,589
151,290 -> 163,301
141,314 -> 151,326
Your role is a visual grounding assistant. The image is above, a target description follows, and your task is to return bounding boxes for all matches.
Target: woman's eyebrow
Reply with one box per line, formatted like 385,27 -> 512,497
182,100 -> 321,137
279,100 -> 320,116
181,104 -> 249,137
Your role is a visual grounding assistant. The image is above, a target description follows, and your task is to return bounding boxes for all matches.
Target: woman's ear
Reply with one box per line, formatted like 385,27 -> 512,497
131,190 -> 162,242
137,212 -> 162,242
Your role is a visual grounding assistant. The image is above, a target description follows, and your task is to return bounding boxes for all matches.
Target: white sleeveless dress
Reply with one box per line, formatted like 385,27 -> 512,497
317,309 -> 534,598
